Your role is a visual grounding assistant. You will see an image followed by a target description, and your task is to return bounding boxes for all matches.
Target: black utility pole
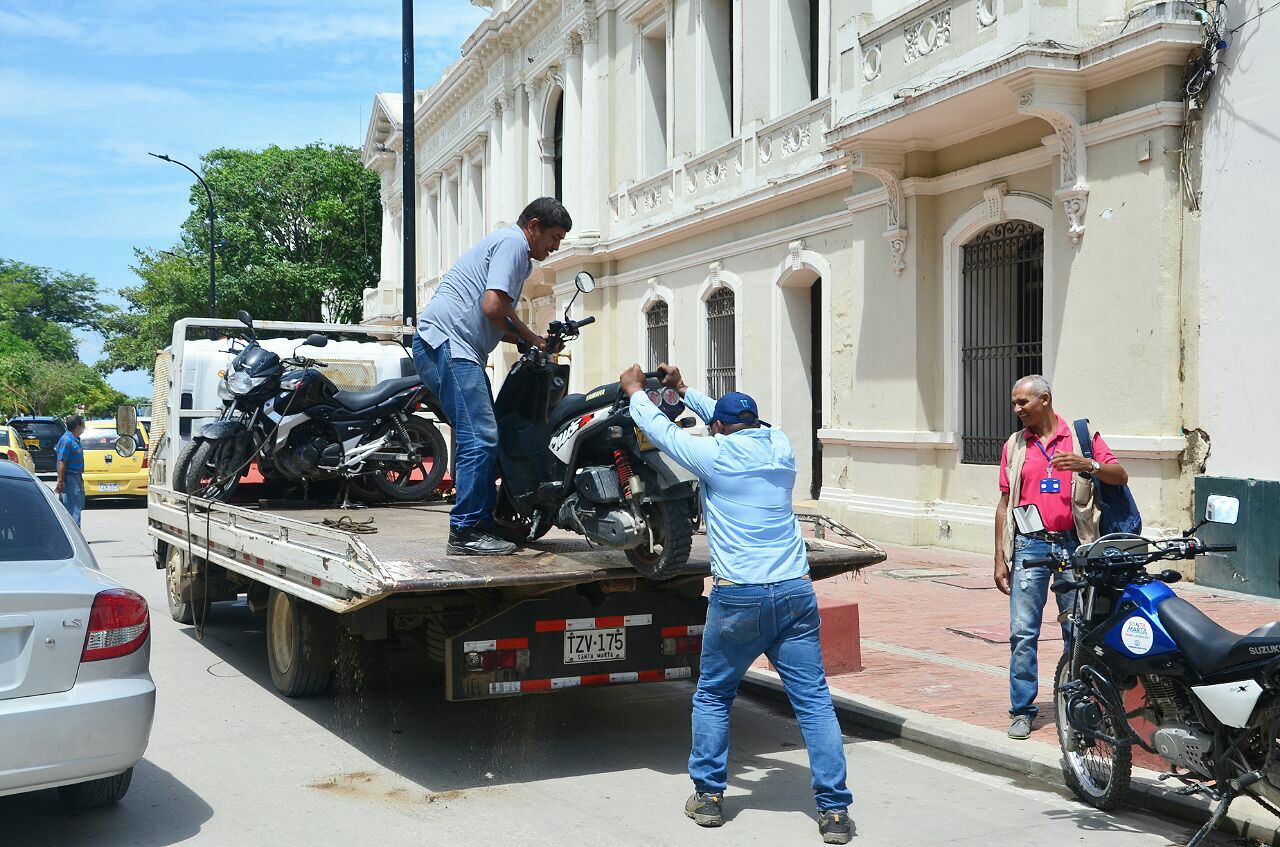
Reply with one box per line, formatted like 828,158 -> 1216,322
149,152 -> 216,318
401,0 -> 417,331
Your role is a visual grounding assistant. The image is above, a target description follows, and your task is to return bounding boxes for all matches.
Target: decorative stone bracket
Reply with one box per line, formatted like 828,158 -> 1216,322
1011,78 -> 1089,244
846,142 -> 908,275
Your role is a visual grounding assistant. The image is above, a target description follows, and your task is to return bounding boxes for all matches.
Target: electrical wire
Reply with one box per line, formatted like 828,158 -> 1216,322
1228,0 -> 1280,34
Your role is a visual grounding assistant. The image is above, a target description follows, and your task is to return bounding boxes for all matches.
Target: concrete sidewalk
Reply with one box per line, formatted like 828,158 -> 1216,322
747,542 -> 1280,844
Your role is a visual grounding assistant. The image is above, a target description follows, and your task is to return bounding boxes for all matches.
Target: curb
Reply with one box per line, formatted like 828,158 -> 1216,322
742,668 -> 1280,846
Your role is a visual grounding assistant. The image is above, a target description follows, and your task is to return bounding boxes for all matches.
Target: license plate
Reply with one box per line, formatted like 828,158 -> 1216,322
97,482 -> 120,492
564,627 -> 625,664
634,427 -> 657,452
24,439 -> 39,449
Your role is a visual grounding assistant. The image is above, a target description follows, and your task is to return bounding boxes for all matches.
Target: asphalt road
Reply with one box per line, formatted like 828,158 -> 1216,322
1,500 -> 1237,846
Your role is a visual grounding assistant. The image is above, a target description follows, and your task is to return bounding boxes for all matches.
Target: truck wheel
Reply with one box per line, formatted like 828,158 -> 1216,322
626,497 -> 694,580
266,589 -> 335,697
57,767 -> 133,809
368,416 -> 448,502
165,545 -> 210,625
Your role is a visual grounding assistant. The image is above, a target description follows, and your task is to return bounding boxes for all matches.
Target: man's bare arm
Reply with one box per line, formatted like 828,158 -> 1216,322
482,290 -> 544,349
994,492 -> 1010,595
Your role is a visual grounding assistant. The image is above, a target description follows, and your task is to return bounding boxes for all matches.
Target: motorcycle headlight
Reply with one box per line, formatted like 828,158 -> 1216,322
227,370 -> 259,395
217,378 -> 234,401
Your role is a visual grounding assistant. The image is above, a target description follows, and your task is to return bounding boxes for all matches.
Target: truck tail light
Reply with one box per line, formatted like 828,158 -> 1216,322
661,635 -> 703,656
464,649 -> 530,673
81,589 -> 149,662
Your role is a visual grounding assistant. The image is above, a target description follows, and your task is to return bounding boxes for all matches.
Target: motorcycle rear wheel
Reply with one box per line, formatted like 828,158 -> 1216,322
626,497 -> 694,580
1055,653 -> 1131,810
367,416 -> 448,503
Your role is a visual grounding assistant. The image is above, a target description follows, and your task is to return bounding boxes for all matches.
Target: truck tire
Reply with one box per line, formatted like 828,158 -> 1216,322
57,767 -> 133,809
266,589 -> 335,697
171,440 -> 196,494
165,545 -> 210,625
626,496 -> 695,580
367,416 -> 448,502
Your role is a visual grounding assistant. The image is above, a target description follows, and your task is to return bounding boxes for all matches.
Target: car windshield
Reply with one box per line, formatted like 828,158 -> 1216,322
0,477 -> 73,561
82,428 -> 144,451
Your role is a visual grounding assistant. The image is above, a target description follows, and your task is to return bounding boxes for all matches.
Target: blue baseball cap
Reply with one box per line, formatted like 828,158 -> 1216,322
711,391 -> 770,428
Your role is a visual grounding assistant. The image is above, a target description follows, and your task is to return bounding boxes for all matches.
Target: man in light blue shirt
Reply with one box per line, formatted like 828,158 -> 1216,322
619,363 -> 853,845
413,198 -> 571,556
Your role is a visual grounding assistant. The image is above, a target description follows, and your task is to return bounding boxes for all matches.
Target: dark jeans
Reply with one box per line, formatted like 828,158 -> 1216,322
690,578 -> 852,812
411,335 -> 498,531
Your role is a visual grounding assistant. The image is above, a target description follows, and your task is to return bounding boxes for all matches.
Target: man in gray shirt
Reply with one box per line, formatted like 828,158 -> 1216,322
412,197 -> 571,555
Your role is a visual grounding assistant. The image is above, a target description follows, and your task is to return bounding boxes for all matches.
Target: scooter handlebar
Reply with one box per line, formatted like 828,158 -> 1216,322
574,315 -> 596,328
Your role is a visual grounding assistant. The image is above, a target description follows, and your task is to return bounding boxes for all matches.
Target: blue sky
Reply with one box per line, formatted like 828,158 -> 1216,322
0,0 -> 488,396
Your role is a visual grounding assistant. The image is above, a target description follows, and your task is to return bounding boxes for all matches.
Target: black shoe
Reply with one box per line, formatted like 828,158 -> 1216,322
447,527 -> 517,556
684,791 -> 724,827
818,809 -> 853,844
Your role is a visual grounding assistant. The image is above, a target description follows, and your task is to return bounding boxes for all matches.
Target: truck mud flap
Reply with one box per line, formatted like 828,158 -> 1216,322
446,584 -> 706,701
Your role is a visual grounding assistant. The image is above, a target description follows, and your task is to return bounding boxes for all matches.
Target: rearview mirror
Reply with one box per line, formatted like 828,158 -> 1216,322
237,309 -> 254,330
1205,494 -> 1240,525
1012,504 -> 1045,535
304,333 -> 329,348
114,435 -> 138,459
574,271 -> 596,294
115,405 -> 137,439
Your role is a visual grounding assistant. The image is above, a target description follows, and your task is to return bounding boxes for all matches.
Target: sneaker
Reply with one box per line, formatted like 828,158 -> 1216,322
817,809 -> 853,844
1008,715 -> 1033,740
447,527 -> 517,556
684,791 -> 724,827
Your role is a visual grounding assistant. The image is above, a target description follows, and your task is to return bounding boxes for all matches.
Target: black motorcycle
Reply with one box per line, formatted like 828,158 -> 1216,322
492,271 -> 700,579
175,310 -> 448,503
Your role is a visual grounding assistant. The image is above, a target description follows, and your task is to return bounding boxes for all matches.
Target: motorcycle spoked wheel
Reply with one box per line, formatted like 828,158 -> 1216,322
1055,652 -> 1132,810
182,439 -> 244,502
625,497 -> 694,580
367,417 -> 448,503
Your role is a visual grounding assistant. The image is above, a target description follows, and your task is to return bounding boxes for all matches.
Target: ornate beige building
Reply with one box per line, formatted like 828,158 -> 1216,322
363,0 -> 1238,555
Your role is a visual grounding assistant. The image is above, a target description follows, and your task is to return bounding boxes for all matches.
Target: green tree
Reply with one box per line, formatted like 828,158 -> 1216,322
0,258 -> 112,362
102,143 -> 382,371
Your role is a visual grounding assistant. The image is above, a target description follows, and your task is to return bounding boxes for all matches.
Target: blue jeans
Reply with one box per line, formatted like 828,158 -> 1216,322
60,474 -> 85,527
411,335 -> 499,531
690,577 -> 852,812
1009,531 -> 1078,718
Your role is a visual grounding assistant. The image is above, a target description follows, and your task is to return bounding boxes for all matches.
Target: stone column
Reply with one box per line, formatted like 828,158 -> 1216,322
487,98 -> 504,229
578,13 -> 602,239
527,77 -> 547,199
563,34 -> 584,226
502,87 -> 520,221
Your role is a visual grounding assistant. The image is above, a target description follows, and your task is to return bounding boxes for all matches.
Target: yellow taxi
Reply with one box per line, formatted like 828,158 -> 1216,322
82,419 -> 150,497
0,425 -> 38,474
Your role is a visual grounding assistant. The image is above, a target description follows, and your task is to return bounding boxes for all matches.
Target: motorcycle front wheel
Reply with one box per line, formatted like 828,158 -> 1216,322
181,439 -> 243,502
1055,653 -> 1132,810
626,497 -> 694,580
367,416 -> 448,503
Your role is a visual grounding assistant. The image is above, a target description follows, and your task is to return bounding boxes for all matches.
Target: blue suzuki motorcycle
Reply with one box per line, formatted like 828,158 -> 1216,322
1021,495 -> 1270,847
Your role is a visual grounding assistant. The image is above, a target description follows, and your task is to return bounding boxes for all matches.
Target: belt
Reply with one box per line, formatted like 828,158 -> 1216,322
711,575 -> 811,587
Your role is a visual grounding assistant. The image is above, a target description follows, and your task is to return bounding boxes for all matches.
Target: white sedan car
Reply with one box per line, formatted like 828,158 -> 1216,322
0,460 -> 155,807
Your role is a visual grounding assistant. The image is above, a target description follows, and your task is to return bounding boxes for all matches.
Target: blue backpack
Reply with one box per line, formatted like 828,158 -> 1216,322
1073,418 -> 1142,536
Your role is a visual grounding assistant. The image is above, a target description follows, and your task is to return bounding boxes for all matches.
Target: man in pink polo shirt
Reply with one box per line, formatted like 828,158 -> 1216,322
993,374 -> 1128,740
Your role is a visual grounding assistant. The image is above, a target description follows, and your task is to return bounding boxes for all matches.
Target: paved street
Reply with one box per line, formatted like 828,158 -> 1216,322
2,501 -> 1235,846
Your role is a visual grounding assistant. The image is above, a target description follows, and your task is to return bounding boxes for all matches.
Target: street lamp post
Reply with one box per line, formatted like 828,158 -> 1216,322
149,152 -> 216,318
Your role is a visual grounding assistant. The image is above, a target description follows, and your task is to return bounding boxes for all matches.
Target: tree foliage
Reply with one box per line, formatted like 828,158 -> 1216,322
102,143 -> 382,371
0,258 -> 126,418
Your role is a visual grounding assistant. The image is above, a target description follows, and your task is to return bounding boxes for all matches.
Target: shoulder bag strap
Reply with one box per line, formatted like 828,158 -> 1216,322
1072,418 -> 1093,460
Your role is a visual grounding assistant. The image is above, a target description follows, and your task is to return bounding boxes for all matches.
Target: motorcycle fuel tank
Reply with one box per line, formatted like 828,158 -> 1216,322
1103,580 -> 1179,659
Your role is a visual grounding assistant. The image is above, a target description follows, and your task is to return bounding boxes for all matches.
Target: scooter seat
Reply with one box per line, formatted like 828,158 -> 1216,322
1159,597 -> 1280,673
333,376 -> 421,411
551,384 -> 621,429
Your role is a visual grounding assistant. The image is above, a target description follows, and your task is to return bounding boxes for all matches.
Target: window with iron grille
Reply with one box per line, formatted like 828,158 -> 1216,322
646,301 -> 669,370
960,221 -> 1044,465
706,288 -> 736,396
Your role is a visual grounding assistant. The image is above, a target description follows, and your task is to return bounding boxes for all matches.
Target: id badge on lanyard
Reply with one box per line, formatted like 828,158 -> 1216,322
1035,439 -> 1061,494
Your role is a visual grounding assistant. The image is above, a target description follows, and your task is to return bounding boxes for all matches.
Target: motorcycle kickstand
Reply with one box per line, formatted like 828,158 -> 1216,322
1184,770 -> 1261,847
336,479 -> 364,511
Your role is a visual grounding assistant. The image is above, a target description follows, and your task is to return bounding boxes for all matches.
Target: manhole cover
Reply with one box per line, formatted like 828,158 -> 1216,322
947,625 -> 1062,644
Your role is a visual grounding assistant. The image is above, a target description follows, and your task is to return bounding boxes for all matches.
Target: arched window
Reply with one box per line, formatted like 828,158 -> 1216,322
706,288 -> 736,396
960,221 -> 1044,464
552,94 -> 564,202
645,300 -> 669,370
